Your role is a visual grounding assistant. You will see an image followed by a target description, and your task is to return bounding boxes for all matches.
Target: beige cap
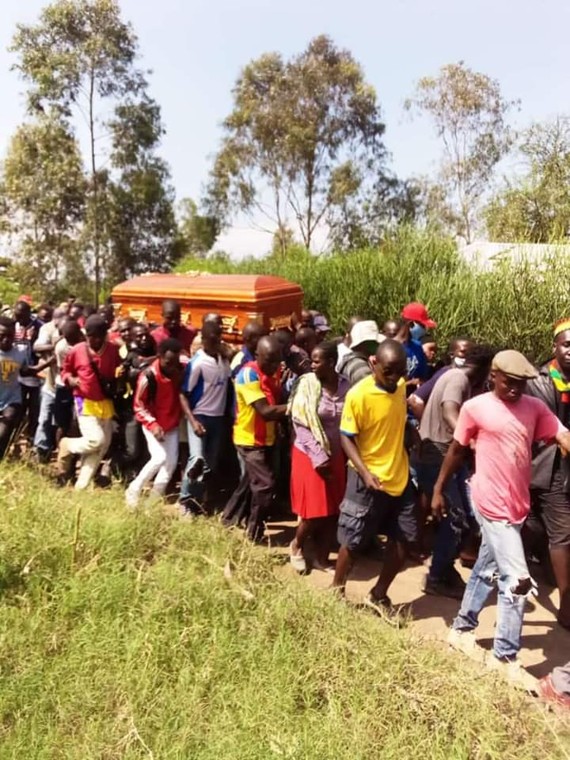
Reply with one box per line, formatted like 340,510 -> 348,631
350,320 -> 384,349
491,350 -> 537,379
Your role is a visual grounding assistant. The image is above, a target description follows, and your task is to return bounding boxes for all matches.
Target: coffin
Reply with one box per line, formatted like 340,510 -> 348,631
111,272 -> 304,343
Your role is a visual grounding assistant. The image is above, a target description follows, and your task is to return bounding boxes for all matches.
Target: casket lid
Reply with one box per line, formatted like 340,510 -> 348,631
112,272 -> 303,302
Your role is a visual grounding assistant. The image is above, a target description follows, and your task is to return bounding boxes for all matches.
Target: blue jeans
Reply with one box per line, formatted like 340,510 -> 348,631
415,460 -> 474,581
452,508 -> 532,660
33,388 -> 56,454
179,415 -> 225,504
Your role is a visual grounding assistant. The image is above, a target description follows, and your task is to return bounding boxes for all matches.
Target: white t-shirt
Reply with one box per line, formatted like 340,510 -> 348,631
182,349 -> 230,417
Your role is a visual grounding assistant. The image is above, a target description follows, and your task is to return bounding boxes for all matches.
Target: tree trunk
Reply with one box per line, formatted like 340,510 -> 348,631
89,68 -> 100,306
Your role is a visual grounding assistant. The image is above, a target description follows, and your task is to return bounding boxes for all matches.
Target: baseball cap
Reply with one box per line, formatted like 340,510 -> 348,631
17,295 -> 33,305
313,315 -> 331,334
491,350 -> 537,379
401,302 -> 437,329
350,320 -> 384,349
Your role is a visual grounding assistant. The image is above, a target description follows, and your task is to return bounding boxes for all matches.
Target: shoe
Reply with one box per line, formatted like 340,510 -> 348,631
362,592 -> 404,628
447,628 -> 485,658
424,574 -> 466,600
56,438 -> 73,475
290,551 -> 307,574
486,656 -> 538,694
538,675 -> 570,709
312,560 -> 335,574
125,486 -> 139,510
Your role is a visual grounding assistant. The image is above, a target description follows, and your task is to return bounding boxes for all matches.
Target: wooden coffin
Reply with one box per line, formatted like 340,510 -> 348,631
111,272 -> 304,343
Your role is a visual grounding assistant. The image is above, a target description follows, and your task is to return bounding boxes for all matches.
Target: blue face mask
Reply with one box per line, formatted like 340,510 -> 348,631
410,322 -> 426,341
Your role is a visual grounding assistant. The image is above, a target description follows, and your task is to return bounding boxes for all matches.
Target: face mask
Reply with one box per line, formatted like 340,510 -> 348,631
453,357 -> 466,368
410,322 -> 426,341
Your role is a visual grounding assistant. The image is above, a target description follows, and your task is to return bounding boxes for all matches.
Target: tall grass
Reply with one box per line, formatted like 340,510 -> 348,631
0,465 -> 568,758
176,230 -> 570,362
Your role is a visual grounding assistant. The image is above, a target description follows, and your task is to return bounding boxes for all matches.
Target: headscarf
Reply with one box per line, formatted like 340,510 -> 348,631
287,372 -> 330,455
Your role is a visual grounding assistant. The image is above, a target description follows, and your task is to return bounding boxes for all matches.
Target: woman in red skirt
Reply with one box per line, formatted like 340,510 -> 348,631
288,341 -> 348,572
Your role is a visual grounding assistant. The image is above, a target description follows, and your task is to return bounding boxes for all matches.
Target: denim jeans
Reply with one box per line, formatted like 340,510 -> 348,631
452,508 -> 532,660
179,415 -> 225,505
415,459 -> 474,581
34,388 -> 56,454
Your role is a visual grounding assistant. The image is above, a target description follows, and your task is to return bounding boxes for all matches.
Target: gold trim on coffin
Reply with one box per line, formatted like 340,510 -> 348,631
221,315 -> 239,333
269,314 -> 292,330
128,308 -> 147,321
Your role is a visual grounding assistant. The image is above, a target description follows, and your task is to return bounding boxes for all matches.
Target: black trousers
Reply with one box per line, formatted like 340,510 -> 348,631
223,446 -> 275,541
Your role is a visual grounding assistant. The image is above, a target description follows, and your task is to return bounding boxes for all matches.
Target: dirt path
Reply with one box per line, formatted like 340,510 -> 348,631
267,519 -> 570,681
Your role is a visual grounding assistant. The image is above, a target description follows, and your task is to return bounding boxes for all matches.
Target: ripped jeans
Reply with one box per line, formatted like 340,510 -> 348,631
452,507 -> 533,660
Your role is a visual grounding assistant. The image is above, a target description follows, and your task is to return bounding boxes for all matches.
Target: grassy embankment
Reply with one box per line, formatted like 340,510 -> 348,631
176,228 -> 570,363
0,465 -> 568,758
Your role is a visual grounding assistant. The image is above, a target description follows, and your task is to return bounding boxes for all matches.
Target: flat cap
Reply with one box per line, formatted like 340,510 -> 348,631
491,350 -> 537,379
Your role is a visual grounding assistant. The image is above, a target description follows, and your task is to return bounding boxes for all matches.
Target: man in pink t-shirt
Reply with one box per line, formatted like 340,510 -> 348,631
432,350 -> 570,690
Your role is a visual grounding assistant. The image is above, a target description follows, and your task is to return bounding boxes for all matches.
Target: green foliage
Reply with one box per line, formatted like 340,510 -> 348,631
486,118 -> 570,242
177,198 -> 220,259
0,465 -> 567,758
407,62 -> 518,242
176,228 -> 570,363
206,35 -> 387,252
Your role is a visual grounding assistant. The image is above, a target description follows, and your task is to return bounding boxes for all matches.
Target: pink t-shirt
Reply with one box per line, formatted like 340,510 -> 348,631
454,392 -> 564,524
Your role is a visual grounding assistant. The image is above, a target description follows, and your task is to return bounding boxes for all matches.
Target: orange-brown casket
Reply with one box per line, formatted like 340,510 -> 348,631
111,273 -> 304,344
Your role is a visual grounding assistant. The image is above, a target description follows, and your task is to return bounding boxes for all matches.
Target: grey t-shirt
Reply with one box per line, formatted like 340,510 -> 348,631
419,368 -> 471,463
0,346 -> 28,410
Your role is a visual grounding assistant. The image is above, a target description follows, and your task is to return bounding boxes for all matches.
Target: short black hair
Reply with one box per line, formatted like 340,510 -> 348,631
85,314 -> 108,336
0,316 -> 15,332
314,340 -> 338,365
162,299 -> 180,313
157,338 -> 182,356
464,343 -> 496,369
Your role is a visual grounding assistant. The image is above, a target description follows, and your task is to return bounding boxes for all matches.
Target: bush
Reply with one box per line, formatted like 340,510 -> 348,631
176,229 -> 570,363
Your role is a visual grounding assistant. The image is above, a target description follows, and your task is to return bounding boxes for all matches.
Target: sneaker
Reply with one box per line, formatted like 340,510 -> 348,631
447,628 -> 485,659
125,486 -> 139,510
487,656 -> 538,694
56,438 -> 73,475
538,674 -> 570,709
424,574 -> 466,600
290,551 -> 307,574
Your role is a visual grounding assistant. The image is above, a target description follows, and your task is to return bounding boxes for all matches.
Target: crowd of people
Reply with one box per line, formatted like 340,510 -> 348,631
1,294 -> 570,705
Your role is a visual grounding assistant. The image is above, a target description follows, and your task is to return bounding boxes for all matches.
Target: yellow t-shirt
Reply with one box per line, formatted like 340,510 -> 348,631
233,365 -> 276,447
340,375 -> 408,496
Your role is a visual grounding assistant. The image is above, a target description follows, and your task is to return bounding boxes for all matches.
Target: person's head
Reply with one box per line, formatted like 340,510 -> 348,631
350,320 -> 383,357
313,314 -> 331,343
400,302 -> 437,342
295,327 -> 318,356
553,320 -> 570,377
490,350 -> 537,403
311,341 -> 339,382
274,329 -> 294,358
300,309 -> 314,329
202,312 -> 223,330
256,335 -> 282,377
132,323 -> 155,353
382,319 -> 401,339
242,321 -> 268,354
118,317 -> 135,345
51,307 -> 67,329
0,316 -> 15,352
37,304 -> 53,323
421,335 -> 437,364
162,299 -> 181,331
85,314 -> 108,352
344,315 -> 362,345
449,337 -> 473,367
373,339 -> 408,393
157,338 -> 182,377
14,300 -> 32,325
202,319 -> 222,350
61,317 -> 84,346
98,303 -> 115,328
463,344 -> 495,388
69,302 -> 84,321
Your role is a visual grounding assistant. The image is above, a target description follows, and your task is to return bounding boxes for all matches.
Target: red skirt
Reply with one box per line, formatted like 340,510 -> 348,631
290,445 -> 347,519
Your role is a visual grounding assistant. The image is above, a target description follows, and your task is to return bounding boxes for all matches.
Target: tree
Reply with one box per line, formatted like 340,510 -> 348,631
10,0 -> 145,302
206,35 -> 387,253
485,118 -> 570,242
104,98 -> 181,282
406,62 -> 517,242
177,198 -> 220,259
0,115 -> 85,298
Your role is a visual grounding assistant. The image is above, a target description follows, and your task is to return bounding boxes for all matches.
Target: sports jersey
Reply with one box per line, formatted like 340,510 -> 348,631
233,361 -> 280,447
182,349 -> 230,416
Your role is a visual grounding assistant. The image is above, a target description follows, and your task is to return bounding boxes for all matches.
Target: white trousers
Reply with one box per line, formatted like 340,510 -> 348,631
129,427 -> 179,498
66,416 -> 114,490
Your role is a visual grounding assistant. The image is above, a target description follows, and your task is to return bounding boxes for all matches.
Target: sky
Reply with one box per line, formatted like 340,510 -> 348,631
2,0 -> 570,256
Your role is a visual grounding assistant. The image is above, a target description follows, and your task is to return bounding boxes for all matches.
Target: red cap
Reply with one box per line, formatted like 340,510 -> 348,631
401,302 -> 437,329
18,295 -> 33,305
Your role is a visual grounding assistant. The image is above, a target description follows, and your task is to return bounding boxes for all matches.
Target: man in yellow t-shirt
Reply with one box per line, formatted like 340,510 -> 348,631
333,339 -> 420,612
